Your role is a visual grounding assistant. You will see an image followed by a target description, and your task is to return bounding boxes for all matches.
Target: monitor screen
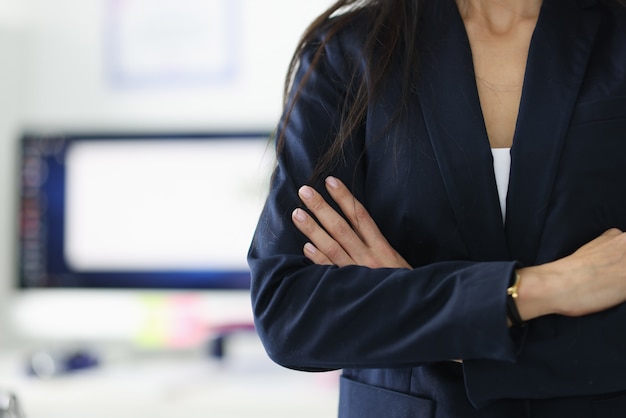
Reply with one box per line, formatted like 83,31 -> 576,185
18,132 -> 273,290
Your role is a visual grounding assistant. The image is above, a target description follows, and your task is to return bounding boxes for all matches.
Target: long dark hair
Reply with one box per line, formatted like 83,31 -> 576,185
276,0 -> 625,181
276,0 -> 426,182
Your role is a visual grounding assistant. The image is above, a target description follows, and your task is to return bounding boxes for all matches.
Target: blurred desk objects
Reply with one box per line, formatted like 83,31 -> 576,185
0,390 -> 25,418
0,332 -> 339,418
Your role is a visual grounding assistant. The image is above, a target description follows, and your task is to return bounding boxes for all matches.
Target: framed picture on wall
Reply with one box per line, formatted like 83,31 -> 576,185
105,0 -> 241,87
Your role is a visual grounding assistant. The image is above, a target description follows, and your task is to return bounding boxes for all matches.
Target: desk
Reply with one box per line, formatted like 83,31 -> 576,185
0,335 -> 339,418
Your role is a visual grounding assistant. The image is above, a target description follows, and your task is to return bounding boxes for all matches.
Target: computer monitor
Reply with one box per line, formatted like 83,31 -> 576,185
17,131 -> 273,291
12,132 -> 273,345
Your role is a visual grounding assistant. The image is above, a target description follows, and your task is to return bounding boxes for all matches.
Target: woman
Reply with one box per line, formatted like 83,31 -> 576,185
248,0 -> 626,416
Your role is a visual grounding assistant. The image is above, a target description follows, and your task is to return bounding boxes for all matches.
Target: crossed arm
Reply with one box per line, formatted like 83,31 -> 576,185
291,176 -> 626,323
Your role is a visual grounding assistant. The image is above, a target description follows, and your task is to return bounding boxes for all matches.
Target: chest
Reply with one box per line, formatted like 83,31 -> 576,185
465,24 -> 536,148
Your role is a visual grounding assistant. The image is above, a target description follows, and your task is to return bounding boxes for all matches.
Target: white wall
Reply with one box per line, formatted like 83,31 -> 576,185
0,0 -> 334,347
21,0 -> 332,130
0,3 -> 29,348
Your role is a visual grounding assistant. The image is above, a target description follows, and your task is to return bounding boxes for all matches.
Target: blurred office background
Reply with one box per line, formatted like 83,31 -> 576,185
0,0 -> 339,417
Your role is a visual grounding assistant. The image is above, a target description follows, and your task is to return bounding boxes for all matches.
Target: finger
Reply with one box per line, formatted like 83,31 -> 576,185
298,186 -> 368,258
303,242 -> 333,265
586,229 -> 623,246
573,229 -> 626,259
603,228 -> 623,237
292,208 -> 354,266
324,176 -> 389,247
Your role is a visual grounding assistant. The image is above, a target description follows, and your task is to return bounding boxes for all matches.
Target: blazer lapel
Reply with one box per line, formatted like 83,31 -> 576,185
505,0 -> 602,265
417,0 -> 602,264
418,0 -> 508,261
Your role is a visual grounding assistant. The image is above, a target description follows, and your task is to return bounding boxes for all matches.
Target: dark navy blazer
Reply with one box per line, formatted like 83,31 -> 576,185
248,0 -> 626,416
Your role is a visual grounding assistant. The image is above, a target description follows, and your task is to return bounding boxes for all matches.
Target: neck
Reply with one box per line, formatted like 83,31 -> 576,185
456,0 -> 543,34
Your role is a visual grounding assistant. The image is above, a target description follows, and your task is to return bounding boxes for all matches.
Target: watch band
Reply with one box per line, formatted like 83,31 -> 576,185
506,271 -> 525,327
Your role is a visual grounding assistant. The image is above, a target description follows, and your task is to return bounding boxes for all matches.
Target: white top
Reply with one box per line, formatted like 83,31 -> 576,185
491,147 -> 511,222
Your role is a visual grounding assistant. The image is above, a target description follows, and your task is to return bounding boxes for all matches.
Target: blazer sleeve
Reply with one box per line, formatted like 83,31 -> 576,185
247,30 -> 521,371
464,305 -> 626,408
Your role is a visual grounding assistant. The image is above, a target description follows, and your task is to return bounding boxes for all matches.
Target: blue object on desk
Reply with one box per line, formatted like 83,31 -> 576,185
27,349 -> 100,378
207,322 -> 256,360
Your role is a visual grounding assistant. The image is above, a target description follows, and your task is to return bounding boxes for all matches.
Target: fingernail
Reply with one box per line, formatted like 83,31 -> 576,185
304,242 -> 317,254
325,176 -> 339,189
293,208 -> 307,222
299,186 -> 314,200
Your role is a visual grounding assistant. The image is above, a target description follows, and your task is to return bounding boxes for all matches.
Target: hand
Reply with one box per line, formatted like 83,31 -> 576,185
555,228 -> 626,316
291,176 -> 412,269
517,228 -> 626,320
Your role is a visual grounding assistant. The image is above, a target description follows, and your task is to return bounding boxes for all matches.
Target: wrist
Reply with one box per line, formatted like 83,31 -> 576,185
513,264 -> 563,321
